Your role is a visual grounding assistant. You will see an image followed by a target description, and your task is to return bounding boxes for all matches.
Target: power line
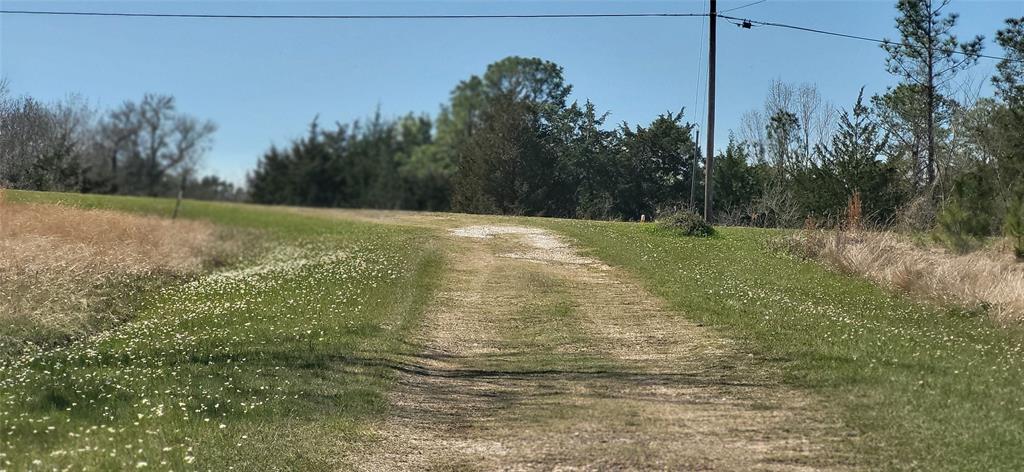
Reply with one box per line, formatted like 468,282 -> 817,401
3,7 -> 1019,63
694,0 -> 709,124
0,9 -> 707,20
690,0 -> 709,211
719,14 -> 1023,63
721,0 -> 767,14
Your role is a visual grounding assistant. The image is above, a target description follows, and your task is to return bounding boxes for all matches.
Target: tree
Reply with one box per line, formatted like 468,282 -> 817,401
397,143 -> 454,211
935,164 -> 1000,252
990,18 -> 1024,191
796,83 -> 823,165
95,94 -> 216,196
740,109 -> 768,163
44,95 -> 95,191
1005,194 -> 1024,259
248,118 -> 352,207
548,100 -> 620,218
394,114 -> 450,211
92,101 -> 138,193
871,84 -> 934,191
247,145 -> 295,204
0,94 -> 55,188
993,17 -> 1024,107
766,110 -> 800,179
0,83 -> 94,191
248,112 -> 445,210
448,57 -> 573,215
614,111 -> 696,219
712,137 -> 762,221
992,17 -> 1024,255
882,0 -> 983,187
741,81 -> 834,170
453,91 -> 549,214
812,88 -> 905,223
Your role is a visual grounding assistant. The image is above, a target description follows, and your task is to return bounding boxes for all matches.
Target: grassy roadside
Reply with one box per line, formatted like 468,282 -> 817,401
5,190 -> 347,236
1,191 -> 445,470
537,218 -> 1024,471
0,198 -> 231,357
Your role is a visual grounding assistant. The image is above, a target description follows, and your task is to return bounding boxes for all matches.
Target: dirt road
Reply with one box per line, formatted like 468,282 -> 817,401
344,222 -> 855,470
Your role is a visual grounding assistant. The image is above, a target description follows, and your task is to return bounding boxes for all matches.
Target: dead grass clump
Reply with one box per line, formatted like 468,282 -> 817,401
787,227 -> 1024,325
0,197 -> 218,356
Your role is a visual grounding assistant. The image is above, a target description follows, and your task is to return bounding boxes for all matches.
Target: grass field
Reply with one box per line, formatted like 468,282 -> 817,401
1,191 -> 443,469
3,191 -> 1024,470
537,218 -> 1024,471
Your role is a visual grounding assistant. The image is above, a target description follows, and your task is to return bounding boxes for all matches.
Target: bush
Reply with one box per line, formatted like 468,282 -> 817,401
1005,196 -> 1024,260
934,196 -> 985,254
658,209 -> 715,237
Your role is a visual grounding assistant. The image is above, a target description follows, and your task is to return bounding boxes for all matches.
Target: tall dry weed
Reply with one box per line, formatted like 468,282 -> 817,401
844,192 -> 862,232
787,226 -> 1024,325
0,195 -> 219,355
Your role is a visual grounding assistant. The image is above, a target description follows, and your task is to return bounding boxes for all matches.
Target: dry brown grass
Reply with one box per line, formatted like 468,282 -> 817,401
787,227 -> 1024,325
0,192 -> 218,355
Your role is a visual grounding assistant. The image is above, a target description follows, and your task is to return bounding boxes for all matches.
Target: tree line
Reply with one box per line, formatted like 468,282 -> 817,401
3,1 -> 1022,254
0,85 -> 243,201
248,57 -> 703,220
248,1 -> 1023,254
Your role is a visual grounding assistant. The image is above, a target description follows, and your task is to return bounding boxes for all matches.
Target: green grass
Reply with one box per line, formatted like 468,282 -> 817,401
8,190 -> 1024,469
537,219 -> 1024,471
479,269 -> 613,373
5,190 -> 348,238
1,191 -> 444,470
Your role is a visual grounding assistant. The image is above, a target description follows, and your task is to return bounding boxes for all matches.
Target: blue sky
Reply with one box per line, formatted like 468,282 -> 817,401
2,0 -> 1022,184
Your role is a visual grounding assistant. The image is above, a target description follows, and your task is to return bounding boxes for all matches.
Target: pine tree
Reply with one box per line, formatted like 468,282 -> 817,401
1005,195 -> 1024,259
993,18 -> 1024,257
815,88 -> 903,223
882,0 -> 983,187
994,17 -> 1024,107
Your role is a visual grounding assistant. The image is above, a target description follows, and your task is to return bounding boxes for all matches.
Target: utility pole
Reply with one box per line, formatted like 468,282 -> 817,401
690,128 -> 699,210
703,0 -> 717,222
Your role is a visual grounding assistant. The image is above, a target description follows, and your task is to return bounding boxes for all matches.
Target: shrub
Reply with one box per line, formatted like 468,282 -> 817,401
658,209 -> 715,237
934,196 -> 988,254
1005,195 -> 1024,260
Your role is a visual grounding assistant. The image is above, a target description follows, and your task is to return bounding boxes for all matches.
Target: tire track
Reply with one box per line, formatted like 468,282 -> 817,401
343,223 -> 857,471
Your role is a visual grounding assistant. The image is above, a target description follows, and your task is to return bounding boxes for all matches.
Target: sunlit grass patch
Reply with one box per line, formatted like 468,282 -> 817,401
538,219 -> 1024,471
